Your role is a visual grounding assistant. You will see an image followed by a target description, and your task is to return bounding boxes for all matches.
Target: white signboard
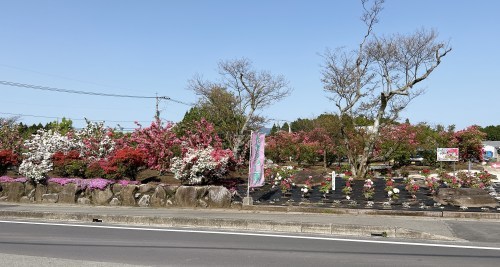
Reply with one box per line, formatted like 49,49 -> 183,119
437,148 -> 459,162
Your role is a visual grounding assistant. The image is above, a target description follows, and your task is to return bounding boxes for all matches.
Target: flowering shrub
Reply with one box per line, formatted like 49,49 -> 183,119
104,147 -> 147,180
0,176 -> 28,183
363,179 -> 375,200
384,178 -> 395,193
130,119 -> 180,173
387,187 -> 400,200
73,120 -> 115,162
342,177 -> 353,196
300,175 -> 313,196
404,178 -> 420,198
19,129 -> 78,182
440,173 -> 462,189
52,150 -> 86,178
116,179 -> 140,186
477,171 -> 494,187
47,177 -> 114,190
424,176 -> 440,194
320,177 -> 332,195
0,118 -> 23,153
170,146 -> 235,185
0,149 -> 18,175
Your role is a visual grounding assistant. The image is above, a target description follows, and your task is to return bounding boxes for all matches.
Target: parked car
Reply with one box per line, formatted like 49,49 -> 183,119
409,155 -> 425,166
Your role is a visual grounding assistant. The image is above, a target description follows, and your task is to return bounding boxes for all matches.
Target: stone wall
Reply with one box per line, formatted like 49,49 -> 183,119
0,181 -> 234,208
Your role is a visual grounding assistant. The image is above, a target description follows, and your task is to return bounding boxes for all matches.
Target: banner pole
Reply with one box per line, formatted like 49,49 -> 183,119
242,131 -> 254,206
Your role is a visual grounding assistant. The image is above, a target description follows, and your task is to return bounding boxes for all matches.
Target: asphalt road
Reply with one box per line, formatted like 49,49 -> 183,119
1,220 -> 499,266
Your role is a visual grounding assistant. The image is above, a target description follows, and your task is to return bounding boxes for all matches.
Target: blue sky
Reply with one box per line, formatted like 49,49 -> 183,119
0,0 -> 498,131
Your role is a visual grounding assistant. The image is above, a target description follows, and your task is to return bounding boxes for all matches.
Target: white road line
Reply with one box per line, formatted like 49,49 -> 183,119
1,220 -> 500,251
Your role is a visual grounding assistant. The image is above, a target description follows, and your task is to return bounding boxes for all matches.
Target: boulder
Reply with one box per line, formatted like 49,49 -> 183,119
165,186 -> 178,199
4,182 -> 25,202
91,187 -> 113,205
207,186 -> 232,208
150,185 -> 166,207
138,195 -> 151,207
42,193 -> 59,203
35,184 -> 48,202
47,182 -> 63,193
24,182 -> 36,196
58,183 -> 79,204
139,184 -> 155,194
77,197 -> 91,205
174,186 -> 208,207
120,185 -> 138,206
20,196 -> 31,203
27,189 -> 35,199
112,183 -> 123,194
435,188 -> 499,208
0,196 -> 8,201
109,197 -> 121,206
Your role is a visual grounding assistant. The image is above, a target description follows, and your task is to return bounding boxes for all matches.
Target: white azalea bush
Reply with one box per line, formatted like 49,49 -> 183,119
19,129 -> 78,182
19,121 -> 116,183
170,146 -> 235,185
73,120 -> 115,162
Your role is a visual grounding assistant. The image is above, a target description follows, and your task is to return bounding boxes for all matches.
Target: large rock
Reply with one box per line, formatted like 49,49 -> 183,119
112,183 -> 123,194
4,182 -> 25,202
138,195 -> 151,207
47,182 -> 64,193
435,188 -> 499,208
139,184 -> 155,194
150,185 -> 166,207
77,197 -> 91,205
207,186 -> 232,208
35,183 -> 48,202
19,196 -> 31,203
24,182 -> 36,196
42,193 -> 59,203
58,183 -> 79,204
174,186 -> 208,207
91,187 -> 114,205
120,185 -> 138,206
109,197 -> 121,206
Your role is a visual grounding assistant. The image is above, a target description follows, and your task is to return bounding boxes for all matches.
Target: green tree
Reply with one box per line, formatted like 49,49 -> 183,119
480,125 -> 500,141
45,117 -> 74,135
177,86 -> 248,150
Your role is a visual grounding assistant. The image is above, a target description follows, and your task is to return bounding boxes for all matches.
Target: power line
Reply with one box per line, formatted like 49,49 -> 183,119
0,80 -> 194,106
0,111 -> 151,124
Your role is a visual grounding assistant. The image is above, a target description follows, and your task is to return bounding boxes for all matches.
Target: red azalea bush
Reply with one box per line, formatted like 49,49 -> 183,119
52,150 -> 86,178
0,149 -> 19,175
105,147 -> 147,180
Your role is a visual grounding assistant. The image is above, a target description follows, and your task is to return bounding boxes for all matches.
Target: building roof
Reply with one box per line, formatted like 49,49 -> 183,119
483,141 -> 500,147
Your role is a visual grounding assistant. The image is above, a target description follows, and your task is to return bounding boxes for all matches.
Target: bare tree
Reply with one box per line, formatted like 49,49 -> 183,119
189,58 -> 291,160
321,0 -> 451,178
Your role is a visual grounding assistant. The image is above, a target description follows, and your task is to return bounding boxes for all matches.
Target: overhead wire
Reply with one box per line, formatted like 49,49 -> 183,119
0,112 -> 152,124
0,80 -> 194,106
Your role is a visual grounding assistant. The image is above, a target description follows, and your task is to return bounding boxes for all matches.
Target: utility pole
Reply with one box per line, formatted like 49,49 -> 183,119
155,93 -> 160,122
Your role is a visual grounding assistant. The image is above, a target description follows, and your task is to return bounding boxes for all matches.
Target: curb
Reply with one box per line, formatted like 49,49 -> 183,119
0,210 -> 458,241
240,205 -> 500,219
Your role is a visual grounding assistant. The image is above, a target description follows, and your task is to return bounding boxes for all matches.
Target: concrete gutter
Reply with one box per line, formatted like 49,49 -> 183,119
0,209 -> 459,241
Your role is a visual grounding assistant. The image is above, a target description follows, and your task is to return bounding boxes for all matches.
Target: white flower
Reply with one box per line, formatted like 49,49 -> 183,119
393,188 -> 400,194
346,196 -> 350,200
303,188 -> 308,193
388,191 -> 393,196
